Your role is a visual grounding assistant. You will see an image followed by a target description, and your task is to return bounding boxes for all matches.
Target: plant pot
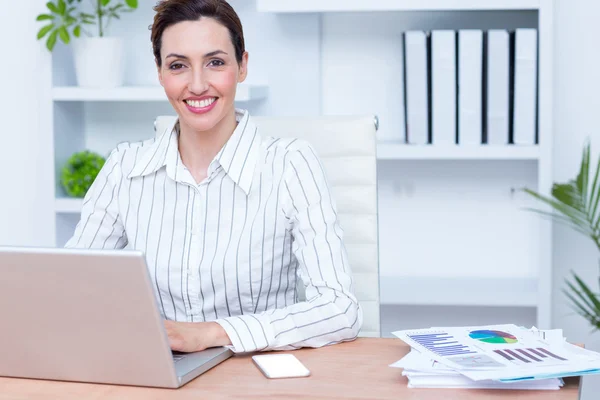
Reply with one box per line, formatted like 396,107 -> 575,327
72,37 -> 125,88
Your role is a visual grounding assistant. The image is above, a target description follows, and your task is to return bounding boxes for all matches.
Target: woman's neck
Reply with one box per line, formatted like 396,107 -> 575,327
178,111 -> 238,183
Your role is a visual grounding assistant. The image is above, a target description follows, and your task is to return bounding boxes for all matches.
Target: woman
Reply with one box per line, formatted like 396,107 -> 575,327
66,0 -> 362,354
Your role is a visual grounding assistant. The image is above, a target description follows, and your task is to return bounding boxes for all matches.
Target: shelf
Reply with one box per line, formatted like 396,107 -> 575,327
257,0 -> 540,13
379,276 -> 537,307
55,198 -> 83,214
377,143 -> 540,160
52,84 -> 268,102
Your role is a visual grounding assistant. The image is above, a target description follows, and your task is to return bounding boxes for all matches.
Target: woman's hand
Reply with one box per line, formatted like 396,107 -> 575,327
164,320 -> 232,352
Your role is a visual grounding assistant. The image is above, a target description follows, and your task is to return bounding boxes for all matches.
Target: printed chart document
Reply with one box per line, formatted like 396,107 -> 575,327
393,324 -> 600,382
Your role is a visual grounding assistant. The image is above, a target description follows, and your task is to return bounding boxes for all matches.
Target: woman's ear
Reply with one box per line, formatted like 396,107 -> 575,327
238,52 -> 249,83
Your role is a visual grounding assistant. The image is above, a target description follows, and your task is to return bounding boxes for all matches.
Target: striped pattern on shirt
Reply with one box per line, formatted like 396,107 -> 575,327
65,109 -> 362,353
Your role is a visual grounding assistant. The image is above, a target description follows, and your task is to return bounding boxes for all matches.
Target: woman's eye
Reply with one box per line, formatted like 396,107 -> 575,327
209,59 -> 225,67
169,63 -> 184,70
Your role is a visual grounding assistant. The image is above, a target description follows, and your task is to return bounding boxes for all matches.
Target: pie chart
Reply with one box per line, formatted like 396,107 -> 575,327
469,330 -> 518,344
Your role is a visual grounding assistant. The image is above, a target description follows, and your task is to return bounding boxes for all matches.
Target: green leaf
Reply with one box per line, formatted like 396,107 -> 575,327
57,0 -> 67,15
521,208 -> 593,237
551,182 -> 584,214
589,148 -> 600,237
522,188 -> 591,229
36,14 -> 54,21
46,29 -> 59,51
73,25 -> 81,37
563,279 -> 600,329
590,167 -> 600,230
125,0 -> 138,8
60,151 -> 106,198
58,26 -> 70,44
37,24 -> 55,40
521,140 -> 600,250
573,273 -> 600,314
46,1 -> 59,14
577,140 -> 590,213
565,279 -> 598,316
564,289 -> 597,324
101,0 -> 111,6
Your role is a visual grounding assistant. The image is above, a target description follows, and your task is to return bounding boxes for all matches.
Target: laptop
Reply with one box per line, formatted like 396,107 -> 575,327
0,246 -> 233,388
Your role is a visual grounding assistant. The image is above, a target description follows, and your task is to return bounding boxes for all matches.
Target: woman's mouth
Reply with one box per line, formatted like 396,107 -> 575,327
184,97 -> 218,114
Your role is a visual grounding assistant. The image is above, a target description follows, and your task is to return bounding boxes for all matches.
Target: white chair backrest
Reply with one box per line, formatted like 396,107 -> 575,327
154,115 -> 380,338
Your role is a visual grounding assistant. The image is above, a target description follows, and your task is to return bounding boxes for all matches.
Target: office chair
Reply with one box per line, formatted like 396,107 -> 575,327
154,114 -> 381,338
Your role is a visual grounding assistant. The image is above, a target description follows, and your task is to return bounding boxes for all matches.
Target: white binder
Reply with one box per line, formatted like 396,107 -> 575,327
486,30 -> 510,145
512,28 -> 538,145
431,30 -> 457,146
458,30 -> 483,146
403,31 -> 430,145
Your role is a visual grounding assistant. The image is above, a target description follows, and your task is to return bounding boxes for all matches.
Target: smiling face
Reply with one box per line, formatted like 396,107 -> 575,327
157,17 -> 248,135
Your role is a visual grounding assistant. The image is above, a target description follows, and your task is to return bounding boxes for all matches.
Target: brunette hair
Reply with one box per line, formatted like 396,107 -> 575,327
151,0 -> 245,67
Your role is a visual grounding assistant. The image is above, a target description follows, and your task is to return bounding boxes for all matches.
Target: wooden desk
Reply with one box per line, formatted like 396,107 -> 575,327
0,338 -> 581,399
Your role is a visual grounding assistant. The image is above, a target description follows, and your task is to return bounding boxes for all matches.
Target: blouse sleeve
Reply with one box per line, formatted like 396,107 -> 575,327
215,140 -> 362,352
65,149 -> 128,249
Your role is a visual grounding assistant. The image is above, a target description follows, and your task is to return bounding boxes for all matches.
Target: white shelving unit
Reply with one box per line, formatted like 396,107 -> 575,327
376,144 -> 540,161
257,0 -> 540,12
258,0 -> 554,330
52,84 -> 268,102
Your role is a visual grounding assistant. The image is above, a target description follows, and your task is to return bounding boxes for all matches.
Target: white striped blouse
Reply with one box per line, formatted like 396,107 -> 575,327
65,109 -> 362,353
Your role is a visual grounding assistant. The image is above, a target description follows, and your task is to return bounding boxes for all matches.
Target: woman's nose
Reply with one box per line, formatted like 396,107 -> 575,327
188,70 -> 209,94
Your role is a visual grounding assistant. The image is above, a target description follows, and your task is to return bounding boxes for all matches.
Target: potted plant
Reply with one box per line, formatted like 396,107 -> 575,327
523,140 -> 600,331
61,150 -> 106,198
36,0 -> 139,88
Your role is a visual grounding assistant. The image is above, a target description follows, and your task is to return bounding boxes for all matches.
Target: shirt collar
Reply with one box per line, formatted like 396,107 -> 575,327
213,109 -> 260,194
128,109 -> 260,195
127,119 -> 178,181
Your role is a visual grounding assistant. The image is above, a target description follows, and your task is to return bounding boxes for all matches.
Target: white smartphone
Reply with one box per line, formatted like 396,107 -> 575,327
252,354 -> 311,379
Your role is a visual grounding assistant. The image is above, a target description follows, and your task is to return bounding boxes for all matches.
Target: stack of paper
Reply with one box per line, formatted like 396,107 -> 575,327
391,324 -> 600,390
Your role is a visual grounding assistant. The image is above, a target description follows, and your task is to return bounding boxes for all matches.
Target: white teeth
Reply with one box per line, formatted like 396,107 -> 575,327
186,98 -> 216,108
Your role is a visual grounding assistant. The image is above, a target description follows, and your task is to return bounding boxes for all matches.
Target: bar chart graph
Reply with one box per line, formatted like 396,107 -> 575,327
408,332 -> 476,357
494,348 -> 568,364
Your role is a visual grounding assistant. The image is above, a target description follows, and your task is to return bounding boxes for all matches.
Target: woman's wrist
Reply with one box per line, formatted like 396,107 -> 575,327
206,321 -> 232,347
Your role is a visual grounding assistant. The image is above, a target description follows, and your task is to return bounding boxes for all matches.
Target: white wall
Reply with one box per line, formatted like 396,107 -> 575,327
0,0 -> 54,246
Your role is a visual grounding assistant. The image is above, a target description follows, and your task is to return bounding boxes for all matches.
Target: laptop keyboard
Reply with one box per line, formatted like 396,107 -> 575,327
172,352 -> 186,362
